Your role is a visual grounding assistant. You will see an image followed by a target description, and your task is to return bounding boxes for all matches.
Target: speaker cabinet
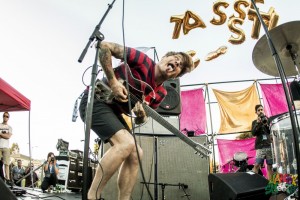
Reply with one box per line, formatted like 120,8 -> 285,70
208,173 -> 270,200
56,156 -> 92,191
156,78 -> 181,116
101,135 -> 209,200
0,178 -> 17,200
134,116 -> 179,135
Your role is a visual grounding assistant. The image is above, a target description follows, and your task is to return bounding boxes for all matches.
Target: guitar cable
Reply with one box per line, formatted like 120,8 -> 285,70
120,0 -> 153,199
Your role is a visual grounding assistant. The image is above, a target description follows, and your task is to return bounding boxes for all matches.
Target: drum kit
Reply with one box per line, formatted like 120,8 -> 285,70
224,20 -> 300,175
226,151 -> 256,173
252,21 -> 300,199
270,112 -> 299,174
252,21 -> 300,175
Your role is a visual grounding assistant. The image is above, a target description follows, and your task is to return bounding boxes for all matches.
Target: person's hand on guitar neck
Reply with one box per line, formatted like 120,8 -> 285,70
133,101 -> 147,124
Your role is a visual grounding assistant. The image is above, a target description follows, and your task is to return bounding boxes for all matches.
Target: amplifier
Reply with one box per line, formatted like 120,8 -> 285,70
134,116 -> 179,135
56,156 -> 92,191
56,157 -> 81,191
68,151 -> 78,159
57,161 -> 69,181
70,150 -> 83,159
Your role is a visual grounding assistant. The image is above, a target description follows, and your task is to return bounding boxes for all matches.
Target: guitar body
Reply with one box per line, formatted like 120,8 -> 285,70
95,77 -> 152,115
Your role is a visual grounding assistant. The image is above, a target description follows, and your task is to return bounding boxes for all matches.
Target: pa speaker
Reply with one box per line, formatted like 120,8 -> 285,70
208,173 -> 270,200
156,78 -> 181,116
0,178 -> 17,200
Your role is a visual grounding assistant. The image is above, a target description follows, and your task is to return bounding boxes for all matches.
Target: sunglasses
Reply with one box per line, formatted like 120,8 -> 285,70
3,115 -> 9,118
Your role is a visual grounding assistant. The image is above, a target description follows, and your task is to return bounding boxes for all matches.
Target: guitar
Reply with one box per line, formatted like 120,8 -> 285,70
95,78 -> 212,158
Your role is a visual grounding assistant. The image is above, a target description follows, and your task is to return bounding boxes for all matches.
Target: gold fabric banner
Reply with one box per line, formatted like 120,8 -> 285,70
212,83 -> 260,134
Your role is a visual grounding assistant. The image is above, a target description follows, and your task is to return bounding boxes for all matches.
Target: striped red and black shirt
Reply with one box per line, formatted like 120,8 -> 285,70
112,47 -> 167,109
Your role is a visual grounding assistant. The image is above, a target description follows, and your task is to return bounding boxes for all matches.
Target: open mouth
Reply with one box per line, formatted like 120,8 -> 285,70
167,63 -> 175,71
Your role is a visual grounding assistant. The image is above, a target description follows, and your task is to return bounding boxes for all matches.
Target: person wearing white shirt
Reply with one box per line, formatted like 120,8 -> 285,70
0,112 -> 13,182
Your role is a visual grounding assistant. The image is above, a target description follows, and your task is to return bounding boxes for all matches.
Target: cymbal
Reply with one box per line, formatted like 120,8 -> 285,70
252,21 -> 300,77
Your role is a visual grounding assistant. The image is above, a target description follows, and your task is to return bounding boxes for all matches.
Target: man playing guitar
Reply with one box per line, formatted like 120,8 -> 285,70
79,41 -> 196,200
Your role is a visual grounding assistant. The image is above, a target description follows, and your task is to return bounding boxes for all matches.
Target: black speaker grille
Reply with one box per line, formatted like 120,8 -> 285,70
208,173 -> 270,200
156,78 -> 181,115
159,86 -> 180,110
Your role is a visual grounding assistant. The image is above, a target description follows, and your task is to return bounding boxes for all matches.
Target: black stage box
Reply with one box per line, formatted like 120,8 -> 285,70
208,172 -> 270,200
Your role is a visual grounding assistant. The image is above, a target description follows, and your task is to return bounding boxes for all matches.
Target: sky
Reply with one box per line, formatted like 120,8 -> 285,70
1,0 -> 299,160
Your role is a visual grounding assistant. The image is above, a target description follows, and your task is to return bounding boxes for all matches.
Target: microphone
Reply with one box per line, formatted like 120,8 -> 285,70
72,99 -> 79,122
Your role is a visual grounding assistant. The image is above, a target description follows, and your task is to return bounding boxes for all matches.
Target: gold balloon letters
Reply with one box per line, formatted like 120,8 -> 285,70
211,0 -> 229,25
248,5 -> 279,39
187,50 -> 201,69
170,0 -> 279,45
205,46 -> 228,61
230,0 -> 249,20
170,10 -> 206,39
228,17 -> 245,44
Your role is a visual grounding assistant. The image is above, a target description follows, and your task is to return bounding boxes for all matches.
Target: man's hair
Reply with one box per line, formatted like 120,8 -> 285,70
3,112 -> 9,117
164,51 -> 194,77
255,104 -> 263,112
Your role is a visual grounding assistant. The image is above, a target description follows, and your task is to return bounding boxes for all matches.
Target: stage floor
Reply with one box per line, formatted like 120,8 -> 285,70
14,188 -> 82,200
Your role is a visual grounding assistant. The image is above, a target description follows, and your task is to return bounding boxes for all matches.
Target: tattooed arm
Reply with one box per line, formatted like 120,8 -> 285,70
98,41 -> 128,102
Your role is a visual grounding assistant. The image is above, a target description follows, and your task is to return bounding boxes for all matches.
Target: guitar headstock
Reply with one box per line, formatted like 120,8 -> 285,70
95,79 -> 114,103
193,142 -> 212,158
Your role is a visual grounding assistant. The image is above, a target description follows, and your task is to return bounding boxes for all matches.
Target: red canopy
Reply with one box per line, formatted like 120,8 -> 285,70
0,78 -> 31,111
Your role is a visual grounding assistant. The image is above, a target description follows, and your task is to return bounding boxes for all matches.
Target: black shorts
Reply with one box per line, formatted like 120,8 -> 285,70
79,92 -> 130,143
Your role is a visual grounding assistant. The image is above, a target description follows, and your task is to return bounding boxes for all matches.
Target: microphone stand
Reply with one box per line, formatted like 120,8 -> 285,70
250,0 -> 300,194
77,1 -> 116,200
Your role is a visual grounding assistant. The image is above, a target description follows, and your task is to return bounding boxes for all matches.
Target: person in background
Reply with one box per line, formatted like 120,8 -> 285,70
25,163 -> 39,188
251,104 -> 273,180
12,159 -> 25,186
0,112 -> 13,183
41,152 -> 59,192
79,41 -> 197,200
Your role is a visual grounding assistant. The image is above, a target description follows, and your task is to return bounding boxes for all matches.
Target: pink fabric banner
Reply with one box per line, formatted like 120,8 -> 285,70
217,138 -> 256,173
180,88 -> 206,135
260,83 -> 288,117
217,138 -> 267,177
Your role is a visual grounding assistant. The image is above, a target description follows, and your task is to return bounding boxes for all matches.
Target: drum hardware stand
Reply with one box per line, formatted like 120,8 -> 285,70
77,1 -> 116,199
251,0 -> 300,193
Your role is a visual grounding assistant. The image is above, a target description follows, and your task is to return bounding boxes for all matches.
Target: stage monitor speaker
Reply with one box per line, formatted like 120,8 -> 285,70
156,78 -> 181,116
0,178 -> 17,200
208,172 -> 270,200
